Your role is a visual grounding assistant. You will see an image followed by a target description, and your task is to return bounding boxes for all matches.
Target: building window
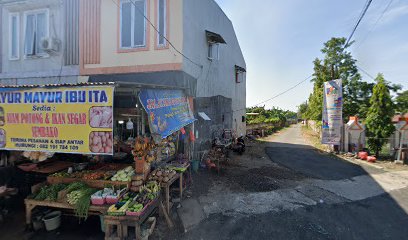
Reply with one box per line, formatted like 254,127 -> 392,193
235,65 -> 246,83
9,13 -> 20,60
24,9 -> 49,57
120,0 -> 146,49
206,30 -> 225,60
157,0 -> 167,47
208,43 -> 219,60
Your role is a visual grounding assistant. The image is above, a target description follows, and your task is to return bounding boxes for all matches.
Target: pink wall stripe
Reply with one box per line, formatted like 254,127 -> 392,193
80,0 -> 101,65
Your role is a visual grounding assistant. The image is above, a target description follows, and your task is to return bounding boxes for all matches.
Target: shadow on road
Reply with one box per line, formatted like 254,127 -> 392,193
181,134 -> 408,240
265,142 -> 383,180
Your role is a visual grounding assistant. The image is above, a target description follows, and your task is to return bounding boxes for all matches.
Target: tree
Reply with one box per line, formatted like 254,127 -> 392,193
297,101 -> 308,119
395,90 -> 408,113
305,37 -> 366,120
365,74 -> 395,157
246,106 -> 296,125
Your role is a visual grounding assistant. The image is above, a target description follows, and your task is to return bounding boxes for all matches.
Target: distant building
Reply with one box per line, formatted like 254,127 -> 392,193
0,0 -> 246,150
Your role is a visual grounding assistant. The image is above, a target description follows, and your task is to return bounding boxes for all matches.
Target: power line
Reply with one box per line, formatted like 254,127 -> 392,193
226,75 -> 313,114
242,0 -> 373,113
356,0 -> 394,49
356,64 -> 376,80
110,0 -> 203,69
252,75 -> 313,107
345,0 -> 373,47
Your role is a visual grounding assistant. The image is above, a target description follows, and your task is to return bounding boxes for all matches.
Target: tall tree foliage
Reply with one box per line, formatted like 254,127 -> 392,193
305,37 -> 365,120
246,106 -> 296,125
365,74 -> 395,157
395,90 -> 408,113
297,101 -> 308,119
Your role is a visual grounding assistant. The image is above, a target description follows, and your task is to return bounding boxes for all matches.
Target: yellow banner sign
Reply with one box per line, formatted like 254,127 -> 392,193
0,85 -> 114,155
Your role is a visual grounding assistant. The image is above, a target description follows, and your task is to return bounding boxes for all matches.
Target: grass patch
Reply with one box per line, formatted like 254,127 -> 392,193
301,126 -> 330,152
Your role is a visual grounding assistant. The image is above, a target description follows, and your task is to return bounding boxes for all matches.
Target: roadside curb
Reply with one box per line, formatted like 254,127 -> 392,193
339,156 -> 384,170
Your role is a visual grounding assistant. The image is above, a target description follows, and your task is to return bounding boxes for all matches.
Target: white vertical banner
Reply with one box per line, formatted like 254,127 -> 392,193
322,79 -> 343,144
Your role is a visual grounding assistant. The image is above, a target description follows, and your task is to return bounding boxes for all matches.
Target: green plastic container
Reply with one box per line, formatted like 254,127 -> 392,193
99,215 -> 105,233
191,160 -> 199,172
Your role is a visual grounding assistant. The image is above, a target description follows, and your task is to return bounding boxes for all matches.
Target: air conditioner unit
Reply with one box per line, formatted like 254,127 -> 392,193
40,37 -> 60,53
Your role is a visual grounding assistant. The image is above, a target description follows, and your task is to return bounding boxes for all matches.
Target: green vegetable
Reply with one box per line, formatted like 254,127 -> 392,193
74,188 -> 98,219
66,185 -> 97,219
66,182 -> 87,193
33,184 -> 67,201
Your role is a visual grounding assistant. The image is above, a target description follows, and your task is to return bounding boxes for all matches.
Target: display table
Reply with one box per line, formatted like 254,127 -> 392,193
160,173 -> 181,215
104,198 -> 159,240
47,176 -> 131,189
24,199 -> 109,225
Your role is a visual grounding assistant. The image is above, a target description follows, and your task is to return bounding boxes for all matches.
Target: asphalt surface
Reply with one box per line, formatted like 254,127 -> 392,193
265,125 -> 383,180
266,145 -> 370,180
182,187 -> 408,240
3,125 -> 407,240
180,125 -> 408,240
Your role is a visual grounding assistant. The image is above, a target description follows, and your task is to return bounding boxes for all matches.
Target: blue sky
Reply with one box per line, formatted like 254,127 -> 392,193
215,0 -> 408,111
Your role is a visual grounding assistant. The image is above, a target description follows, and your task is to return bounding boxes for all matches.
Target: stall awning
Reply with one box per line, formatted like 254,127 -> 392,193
139,89 -> 196,139
198,112 -> 211,121
206,30 -> 227,44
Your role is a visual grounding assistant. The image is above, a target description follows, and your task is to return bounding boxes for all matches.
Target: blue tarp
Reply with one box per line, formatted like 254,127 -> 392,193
139,89 -> 196,138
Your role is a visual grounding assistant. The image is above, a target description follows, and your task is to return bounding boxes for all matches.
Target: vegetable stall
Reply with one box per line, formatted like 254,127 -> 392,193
0,83 -> 196,239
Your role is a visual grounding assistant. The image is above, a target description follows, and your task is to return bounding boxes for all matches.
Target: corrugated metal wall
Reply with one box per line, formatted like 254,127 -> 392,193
64,0 -> 80,66
80,0 -> 101,65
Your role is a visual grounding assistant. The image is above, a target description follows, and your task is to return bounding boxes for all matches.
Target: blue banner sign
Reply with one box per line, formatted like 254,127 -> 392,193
139,89 -> 196,138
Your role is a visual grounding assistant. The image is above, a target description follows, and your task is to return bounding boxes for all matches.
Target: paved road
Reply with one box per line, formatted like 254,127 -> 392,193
182,125 -> 408,240
5,125 -> 407,240
265,125 -> 383,180
184,187 -> 408,240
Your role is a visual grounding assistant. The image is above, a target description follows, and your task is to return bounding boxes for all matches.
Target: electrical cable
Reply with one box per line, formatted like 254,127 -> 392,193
345,0 -> 373,47
356,64 -> 376,81
251,75 -> 313,108
355,0 -> 393,49
110,0 -> 203,69
223,74 -> 313,114
239,0 -> 374,114
241,0 -> 374,112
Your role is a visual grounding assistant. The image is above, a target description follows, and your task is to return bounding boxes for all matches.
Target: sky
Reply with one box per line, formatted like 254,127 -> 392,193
214,0 -> 408,111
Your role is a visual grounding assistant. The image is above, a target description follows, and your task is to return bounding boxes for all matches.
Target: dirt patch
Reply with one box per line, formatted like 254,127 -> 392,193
226,172 -> 280,192
189,137 -> 309,195
248,166 -> 306,180
223,166 -> 307,192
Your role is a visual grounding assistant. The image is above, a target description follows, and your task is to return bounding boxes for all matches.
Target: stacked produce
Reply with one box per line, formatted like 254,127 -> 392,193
50,172 -> 71,178
107,200 -> 131,216
91,188 -> 117,205
106,187 -> 127,204
82,171 -> 112,180
132,137 -> 157,161
130,174 -> 144,192
32,183 -> 67,201
111,166 -> 134,182
148,168 -> 177,183
30,182 -> 97,219
50,166 -> 132,183
127,181 -> 160,215
65,182 -> 97,219
22,151 -> 54,162
107,193 -> 134,216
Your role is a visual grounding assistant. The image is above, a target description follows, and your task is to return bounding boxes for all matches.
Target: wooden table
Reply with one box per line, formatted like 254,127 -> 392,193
160,173 -> 181,215
24,199 -> 109,226
104,199 -> 158,240
47,176 -> 131,189
30,161 -> 74,174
